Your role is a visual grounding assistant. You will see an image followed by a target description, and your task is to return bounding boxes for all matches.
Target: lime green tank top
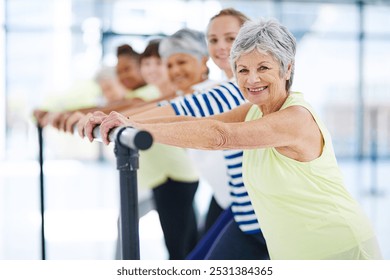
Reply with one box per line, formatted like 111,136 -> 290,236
125,84 -> 160,101
243,92 -> 380,259
138,143 -> 199,189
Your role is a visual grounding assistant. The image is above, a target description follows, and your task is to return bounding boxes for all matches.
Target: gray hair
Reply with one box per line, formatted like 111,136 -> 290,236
159,28 -> 208,61
230,18 -> 296,91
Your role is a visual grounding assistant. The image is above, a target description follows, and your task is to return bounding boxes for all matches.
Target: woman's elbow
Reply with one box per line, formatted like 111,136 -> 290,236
207,123 -> 230,150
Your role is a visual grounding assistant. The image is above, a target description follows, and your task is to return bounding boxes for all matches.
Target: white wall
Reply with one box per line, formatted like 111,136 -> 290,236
0,0 -> 5,160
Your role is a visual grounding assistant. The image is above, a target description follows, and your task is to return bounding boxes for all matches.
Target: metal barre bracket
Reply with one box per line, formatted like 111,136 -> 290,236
114,127 -> 139,172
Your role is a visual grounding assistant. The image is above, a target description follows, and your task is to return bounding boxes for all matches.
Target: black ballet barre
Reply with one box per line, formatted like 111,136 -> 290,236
37,125 -> 46,260
95,126 -> 153,260
37,124 -> 153,260
91,125 -> 153,151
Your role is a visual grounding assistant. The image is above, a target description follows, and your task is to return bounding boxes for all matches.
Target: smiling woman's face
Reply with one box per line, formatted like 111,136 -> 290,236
165,53 -> 207,94
116,55 -> 145,90
235,50 -> 291,107
140,56 -> 169,87
207,15 -> 241,79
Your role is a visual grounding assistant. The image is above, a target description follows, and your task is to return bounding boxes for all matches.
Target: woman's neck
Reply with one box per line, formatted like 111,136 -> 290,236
260,91 -> 290,116
224,69 -> 233,80
180,77 -> 208,94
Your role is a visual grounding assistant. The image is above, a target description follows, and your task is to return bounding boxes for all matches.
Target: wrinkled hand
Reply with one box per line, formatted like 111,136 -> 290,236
100,111 -> 133,145
78,111 -> 108,142
49,111 -> 71,131
59,112 -> 75,132
39,112 -> 52,127
64,111 -> 85,134
40,111 -> 62,128
33,109 -> 48,126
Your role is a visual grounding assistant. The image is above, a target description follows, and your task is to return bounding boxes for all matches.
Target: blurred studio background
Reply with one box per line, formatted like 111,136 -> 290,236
0,0 -> 390,260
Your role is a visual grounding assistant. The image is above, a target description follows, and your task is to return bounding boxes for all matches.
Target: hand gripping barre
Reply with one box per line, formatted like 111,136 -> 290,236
92,126 -> 153,150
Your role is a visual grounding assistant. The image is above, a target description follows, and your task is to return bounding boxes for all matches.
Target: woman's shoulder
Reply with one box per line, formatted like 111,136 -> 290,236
191,79 -> 223,92
282,91 -> 305,107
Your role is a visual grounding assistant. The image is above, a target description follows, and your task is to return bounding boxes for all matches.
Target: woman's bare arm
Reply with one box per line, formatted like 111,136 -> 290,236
124,105 -> 322,163
99,103 -> 252,145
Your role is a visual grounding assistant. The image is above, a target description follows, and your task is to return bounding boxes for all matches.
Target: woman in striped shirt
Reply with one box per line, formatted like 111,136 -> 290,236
87,9 -> 269,260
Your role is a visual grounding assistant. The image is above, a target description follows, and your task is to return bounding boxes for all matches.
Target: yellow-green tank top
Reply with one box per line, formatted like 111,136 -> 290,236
243,92 -> 381,259
138,143 -> 199,189
125,84 -> 160,101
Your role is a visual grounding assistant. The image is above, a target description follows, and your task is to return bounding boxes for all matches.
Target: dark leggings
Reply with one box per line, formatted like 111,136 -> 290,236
186,208 -> 233,260
202,196 -> 224,237
152,178 -> 199,260
205,218 -> 269,260
187,207 -> 269,260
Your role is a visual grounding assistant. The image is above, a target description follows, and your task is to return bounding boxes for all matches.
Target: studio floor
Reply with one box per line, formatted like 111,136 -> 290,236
0,157 -> 389,260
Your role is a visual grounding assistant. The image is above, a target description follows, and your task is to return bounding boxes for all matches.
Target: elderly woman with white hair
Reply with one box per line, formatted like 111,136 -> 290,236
99,18 -> 382,260
80,8 -> 270,260
158,28 -> 220,94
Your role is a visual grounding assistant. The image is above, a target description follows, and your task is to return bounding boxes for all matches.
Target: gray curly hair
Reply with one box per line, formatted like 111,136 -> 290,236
159,28 -> 208,61
230,18 -> 296,91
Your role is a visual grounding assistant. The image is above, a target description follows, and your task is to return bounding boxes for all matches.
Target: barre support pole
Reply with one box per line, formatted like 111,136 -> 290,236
93,126 -> 153,260
37,124 -> 46,260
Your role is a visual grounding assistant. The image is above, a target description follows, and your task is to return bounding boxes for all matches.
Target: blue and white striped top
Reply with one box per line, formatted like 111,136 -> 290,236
169,81 -> 261,234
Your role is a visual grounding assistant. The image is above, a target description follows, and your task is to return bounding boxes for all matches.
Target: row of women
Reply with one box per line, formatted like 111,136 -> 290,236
34,8 -> 383,260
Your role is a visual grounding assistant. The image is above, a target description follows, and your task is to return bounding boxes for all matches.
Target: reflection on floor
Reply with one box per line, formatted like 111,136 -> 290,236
0,158 -> 389,260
